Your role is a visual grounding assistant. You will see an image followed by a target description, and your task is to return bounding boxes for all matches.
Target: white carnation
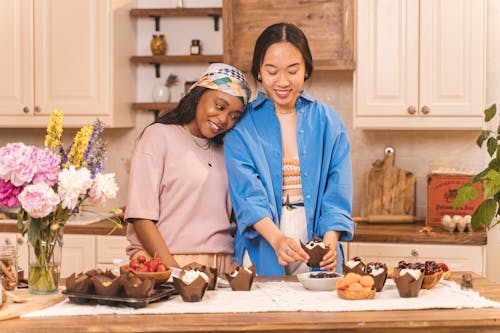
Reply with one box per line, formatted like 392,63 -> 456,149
57,166 -> 93,210
89,173 -> 118,205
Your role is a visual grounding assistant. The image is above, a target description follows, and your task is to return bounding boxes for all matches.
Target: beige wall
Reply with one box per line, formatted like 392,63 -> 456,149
1,0 -> 498,281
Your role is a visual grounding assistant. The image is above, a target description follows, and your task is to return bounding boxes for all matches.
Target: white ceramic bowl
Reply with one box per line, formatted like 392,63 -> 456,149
296,271 -> 342,291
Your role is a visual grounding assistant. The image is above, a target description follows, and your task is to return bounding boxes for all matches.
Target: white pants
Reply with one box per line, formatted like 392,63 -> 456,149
243,195 -> 309,275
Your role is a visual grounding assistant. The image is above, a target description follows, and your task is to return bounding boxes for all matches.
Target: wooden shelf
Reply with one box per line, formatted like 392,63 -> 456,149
130,7 -> 222,17
132,102 -> 177,111
131,55 -> 223,64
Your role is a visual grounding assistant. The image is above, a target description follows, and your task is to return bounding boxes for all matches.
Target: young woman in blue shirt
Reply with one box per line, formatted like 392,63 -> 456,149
224,23 -> 355,276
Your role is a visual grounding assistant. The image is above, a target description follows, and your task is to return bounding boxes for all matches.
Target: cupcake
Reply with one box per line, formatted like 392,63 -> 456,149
300,237 -> 329,268
65,272 -> 93,293
394,261 -> 424,297
122,273 -> 154,298
172,269 -> 209,302
91,271 -> 124,297
366,262 -> 387,292
182,262 -> 217,290
342,257 -> 367,275
225,264 -> 256,291
421,260 -> 443,289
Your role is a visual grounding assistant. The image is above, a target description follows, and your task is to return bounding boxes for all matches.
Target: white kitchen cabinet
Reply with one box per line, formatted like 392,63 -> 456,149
354,0 -> 485,130
348,242 -> 485,275
60,234 -> 96,278
95,235 -> 129,271
0,0 -> 136,128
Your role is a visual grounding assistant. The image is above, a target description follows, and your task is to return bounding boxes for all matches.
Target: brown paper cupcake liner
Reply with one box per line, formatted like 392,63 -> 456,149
65,272 -> 93,293
173,275 -> 208,302
300,242 -> 329,268
182,262 -> 218,290
394,270 -> 424,298
370,267 -> 388,292
343,262 -> 367,275
225,264 -> 256,291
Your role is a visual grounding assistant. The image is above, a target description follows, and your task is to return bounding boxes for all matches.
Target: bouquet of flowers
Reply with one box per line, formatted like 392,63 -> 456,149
0,109 -> 121,293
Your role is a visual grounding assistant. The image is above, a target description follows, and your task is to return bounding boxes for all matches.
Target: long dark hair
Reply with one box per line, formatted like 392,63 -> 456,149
152,86 -> 224,145
251,23 -> 313,82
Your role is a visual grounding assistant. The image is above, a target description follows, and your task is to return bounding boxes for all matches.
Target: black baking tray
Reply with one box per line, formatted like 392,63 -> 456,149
62,283 -> 178,308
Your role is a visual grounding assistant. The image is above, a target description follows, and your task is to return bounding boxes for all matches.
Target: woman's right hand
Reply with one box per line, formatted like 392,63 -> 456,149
273,235 -> 309,266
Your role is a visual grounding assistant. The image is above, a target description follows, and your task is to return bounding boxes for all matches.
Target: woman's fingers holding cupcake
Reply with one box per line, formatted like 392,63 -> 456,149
320,247 -> 338,271
275,237 -> 309,264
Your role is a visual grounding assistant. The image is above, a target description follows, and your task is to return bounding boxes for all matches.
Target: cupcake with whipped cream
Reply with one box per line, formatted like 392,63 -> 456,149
225,264 -> 256,291
182,262 -> 217,290
342,256 -> 367,275
394,261 -> 425,297
173,268 -> 210,302
300,237 -> 329,268
366,261 -> 388,292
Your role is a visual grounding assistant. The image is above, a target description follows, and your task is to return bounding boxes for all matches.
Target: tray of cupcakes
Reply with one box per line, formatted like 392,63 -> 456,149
63,256 -> 177,308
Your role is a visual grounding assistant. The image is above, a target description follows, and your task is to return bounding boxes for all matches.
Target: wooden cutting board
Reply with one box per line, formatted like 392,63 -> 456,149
0,289 -> 65,321
360,148 -> 416,220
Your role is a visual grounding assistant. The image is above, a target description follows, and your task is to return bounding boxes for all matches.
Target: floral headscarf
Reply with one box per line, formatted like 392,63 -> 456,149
188,63 -> 250,104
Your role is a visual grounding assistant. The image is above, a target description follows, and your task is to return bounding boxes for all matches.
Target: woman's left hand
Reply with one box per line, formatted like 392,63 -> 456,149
319,230 -> 340,271
319,245 -> 337,271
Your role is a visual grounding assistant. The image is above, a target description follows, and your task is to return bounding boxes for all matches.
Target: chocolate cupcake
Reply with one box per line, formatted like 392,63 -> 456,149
342,257 -> 367,275
172,269 -> 209,302
300,237 -> 329,268
65,272 -> 93,293
394,267 -> 424,297
225,264 -> 256,291
91,271 -> 124,297
122,274 -> 154,298
366,262 -> 388,292
182,262 -> 217,290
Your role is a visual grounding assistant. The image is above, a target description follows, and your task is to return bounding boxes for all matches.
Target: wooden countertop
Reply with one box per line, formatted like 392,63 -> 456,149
0,219 -> 486,245
3,272 -> 499,332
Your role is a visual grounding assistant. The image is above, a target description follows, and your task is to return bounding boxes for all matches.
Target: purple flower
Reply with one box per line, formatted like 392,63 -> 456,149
0,179 -> 22,208
31,148 -> 61,186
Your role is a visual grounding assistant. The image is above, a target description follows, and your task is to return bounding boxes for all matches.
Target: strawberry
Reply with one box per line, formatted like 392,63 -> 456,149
136,264 -> 149,272
438,262 -> 449,272
137,255 -> 147,264
129,259 -> 139,270
156,264 -> 166,272
148,258 -> 161,272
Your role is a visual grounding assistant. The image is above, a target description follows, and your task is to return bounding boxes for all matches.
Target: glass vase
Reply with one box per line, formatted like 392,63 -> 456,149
28,240 -> 62,294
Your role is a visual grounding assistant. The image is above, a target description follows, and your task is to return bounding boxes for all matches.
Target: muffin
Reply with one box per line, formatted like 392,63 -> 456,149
65,272 -> 93,293
225,264 -> 256,291
342,257 -> 367,275
122,273 -> 154,298
394,261 -> 424,297
336,273 -> 376,300
366,262 -> 387,292
172,269 -> 209,302
182,262 -> 217,290
91,271 -> 124,297
300,237 -> 329,268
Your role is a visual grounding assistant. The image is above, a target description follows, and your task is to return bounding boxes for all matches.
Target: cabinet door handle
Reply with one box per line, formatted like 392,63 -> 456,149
421,105 -> 430,115
410,248 -> 419,258
23,106 -> 30,114
407,106 -> 416,115
34,106 -> 41,113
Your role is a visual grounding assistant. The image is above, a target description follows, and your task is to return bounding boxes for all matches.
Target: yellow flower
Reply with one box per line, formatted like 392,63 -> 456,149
44,109 -> 64,151
66,124 -> 93,167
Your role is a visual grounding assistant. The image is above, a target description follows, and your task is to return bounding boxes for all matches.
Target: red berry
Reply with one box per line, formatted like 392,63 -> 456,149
156,264 -> 166,272
137,255 -> 147,264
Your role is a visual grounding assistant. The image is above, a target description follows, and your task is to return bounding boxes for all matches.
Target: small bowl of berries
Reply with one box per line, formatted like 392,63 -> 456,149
120,255 -> 171,285
297,271 -> 342,291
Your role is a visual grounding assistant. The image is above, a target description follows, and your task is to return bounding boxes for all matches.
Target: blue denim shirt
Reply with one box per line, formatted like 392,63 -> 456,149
224,90 -> 354,276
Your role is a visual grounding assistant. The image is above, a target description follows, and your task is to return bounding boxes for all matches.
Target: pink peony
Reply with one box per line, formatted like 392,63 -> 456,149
0,143 -> 37,186
18,183 -> 60,218
0,179 -> 22,208
31,148 -> 61,186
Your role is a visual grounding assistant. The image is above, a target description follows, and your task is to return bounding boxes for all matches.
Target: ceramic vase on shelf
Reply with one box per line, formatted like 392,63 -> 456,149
150,34 -> 167,56
28,239 -> 62,294
152,82 -> 170,103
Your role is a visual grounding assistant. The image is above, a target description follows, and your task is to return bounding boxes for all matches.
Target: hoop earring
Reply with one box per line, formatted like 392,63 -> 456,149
257,73 -> 262,81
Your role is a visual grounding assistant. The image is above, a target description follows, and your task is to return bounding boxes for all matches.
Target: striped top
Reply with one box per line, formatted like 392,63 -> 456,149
282,158 -> 302,190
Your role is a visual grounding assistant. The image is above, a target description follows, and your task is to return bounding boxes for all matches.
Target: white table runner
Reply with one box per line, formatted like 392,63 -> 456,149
23,280 -> 500,317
